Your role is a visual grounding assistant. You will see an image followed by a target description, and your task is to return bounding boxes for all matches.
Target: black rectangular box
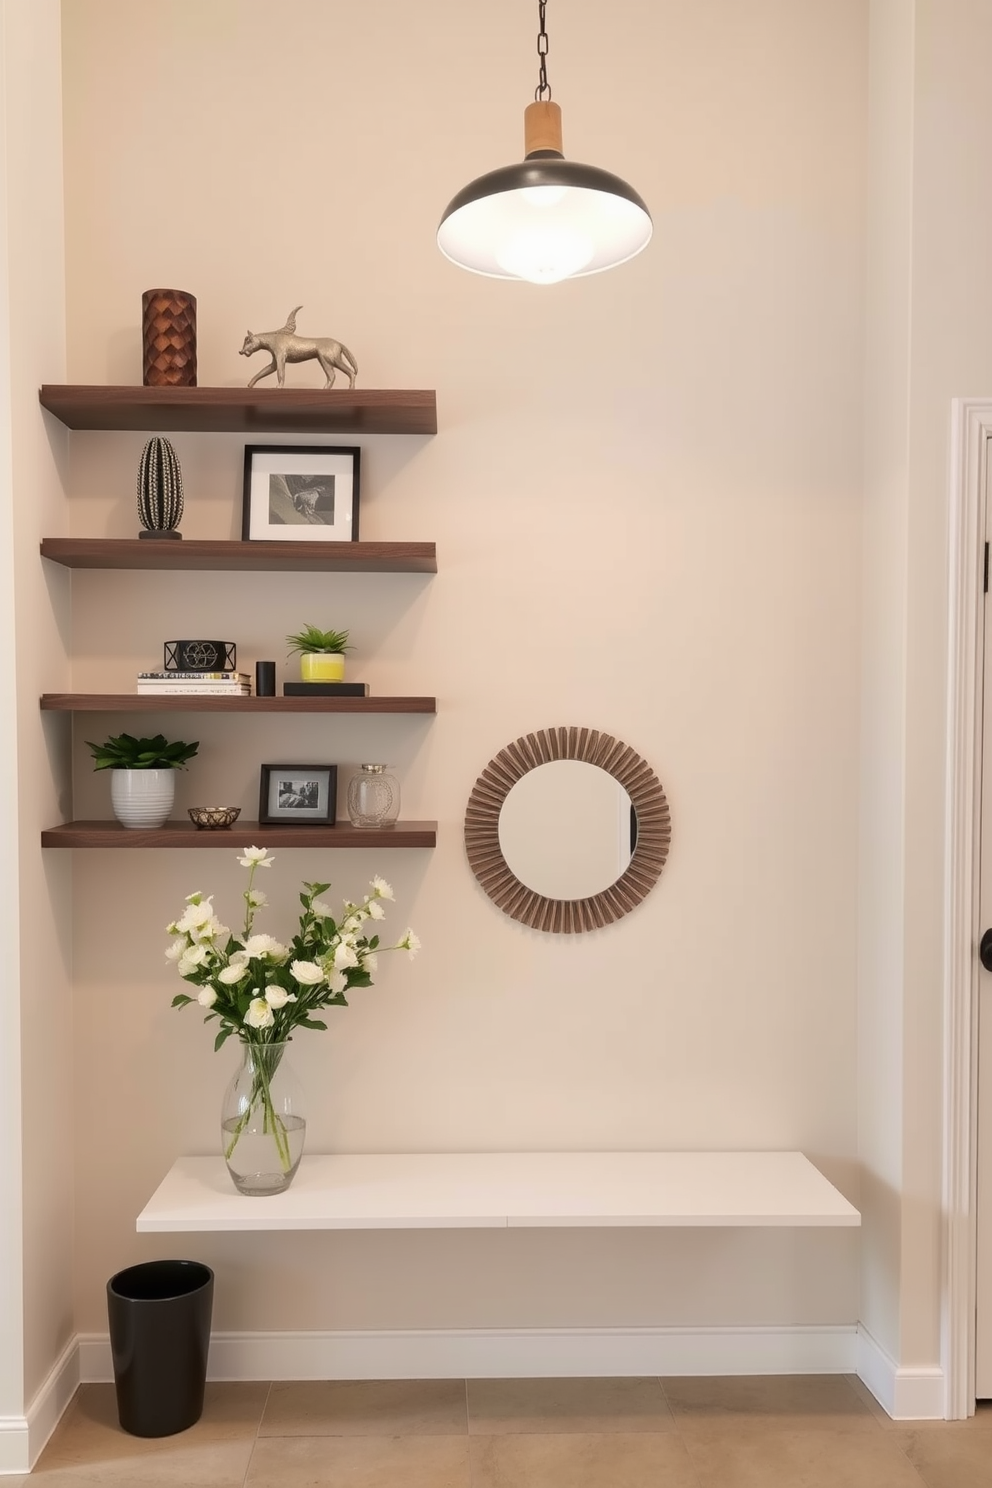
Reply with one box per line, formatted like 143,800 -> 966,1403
283,682 -> 370,697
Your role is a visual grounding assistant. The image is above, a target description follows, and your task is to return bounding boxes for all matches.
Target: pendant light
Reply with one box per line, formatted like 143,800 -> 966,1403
437,0 -> 652,285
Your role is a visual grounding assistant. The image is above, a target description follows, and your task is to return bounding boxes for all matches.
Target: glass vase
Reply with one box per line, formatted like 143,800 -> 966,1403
347,763 -> 400,827
221,1040 -> 306,1196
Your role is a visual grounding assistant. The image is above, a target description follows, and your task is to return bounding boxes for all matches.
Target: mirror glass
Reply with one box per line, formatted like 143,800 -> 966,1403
498,760 -> 634,900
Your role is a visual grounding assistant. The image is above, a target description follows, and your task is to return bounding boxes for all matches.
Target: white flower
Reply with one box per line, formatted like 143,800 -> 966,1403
332,940 -> 359,970
399,929 -> 421,958
265,986 -> 298,1009
191,915 -> 229,943
176,897 -> 216,933
178,945 -> 210,975
169,860 -> 414,1046
241,934 -> 288,961
245,997 -> 274,1029
290,960 -> 325,986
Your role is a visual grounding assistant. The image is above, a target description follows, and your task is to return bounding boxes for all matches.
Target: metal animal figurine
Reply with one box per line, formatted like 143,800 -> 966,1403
239,306 -> 358,389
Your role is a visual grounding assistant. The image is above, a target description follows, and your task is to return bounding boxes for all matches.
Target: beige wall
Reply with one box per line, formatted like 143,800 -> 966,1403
0,1 -> 26,1421
859,0 -> 992,1373
12,0 -> 992,1428
1,0 -> 74,1415
58,0 -> 868,1338
859,0 -> 914,1366
901,0 -> 992,1367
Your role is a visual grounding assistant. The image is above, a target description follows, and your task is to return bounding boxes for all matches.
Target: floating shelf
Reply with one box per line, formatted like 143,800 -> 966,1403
42,820 -> 437,849
40,694 -> 436,714
135,1151 -> 862,1233
40,539 -> 437,573
38,385 -> 437,435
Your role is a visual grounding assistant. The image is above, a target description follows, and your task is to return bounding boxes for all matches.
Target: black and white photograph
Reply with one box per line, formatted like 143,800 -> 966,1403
258,763 -> 337,824
242,445 -> 360,542
278,778 -> 318,810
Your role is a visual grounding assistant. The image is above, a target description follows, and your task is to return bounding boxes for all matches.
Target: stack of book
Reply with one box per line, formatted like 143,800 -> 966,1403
136,670 -> 251,696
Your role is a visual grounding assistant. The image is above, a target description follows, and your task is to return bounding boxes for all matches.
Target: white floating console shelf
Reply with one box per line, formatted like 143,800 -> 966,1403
136,1151 -> 861,1233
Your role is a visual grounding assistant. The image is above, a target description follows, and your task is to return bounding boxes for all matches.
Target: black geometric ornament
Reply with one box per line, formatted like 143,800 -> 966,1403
164,640 -> 237,672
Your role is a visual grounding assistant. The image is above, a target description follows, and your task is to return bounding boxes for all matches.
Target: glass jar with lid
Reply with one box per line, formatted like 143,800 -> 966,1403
347,764 -> 400,828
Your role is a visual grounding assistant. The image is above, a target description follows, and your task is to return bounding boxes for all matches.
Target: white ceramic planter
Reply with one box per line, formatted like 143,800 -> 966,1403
110,768 -> 176,829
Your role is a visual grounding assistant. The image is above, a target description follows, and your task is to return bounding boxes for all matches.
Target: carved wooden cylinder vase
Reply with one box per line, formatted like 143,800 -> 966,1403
142,288 -> 197,387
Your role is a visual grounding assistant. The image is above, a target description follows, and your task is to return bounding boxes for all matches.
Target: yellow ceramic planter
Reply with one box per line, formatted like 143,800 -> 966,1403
300,652 -> 345,682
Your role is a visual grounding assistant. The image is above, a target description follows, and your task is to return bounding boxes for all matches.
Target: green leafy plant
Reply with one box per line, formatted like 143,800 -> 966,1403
285,623 -> 351,656
85,732 -> 199,771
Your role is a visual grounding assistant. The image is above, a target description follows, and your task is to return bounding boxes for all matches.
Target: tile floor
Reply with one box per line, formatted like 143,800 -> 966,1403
11,1374 -> 992,1486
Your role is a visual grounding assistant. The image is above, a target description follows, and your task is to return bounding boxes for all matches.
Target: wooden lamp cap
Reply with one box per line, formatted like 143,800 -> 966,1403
524,101 -> 563,157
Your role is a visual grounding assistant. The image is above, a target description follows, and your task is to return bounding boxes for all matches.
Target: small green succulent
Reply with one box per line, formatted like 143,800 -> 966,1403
86,732 -> 200,770
285,624 -> 352,656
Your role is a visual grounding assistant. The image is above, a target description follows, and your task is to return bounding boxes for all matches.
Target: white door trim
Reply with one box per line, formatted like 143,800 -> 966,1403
943,398 -> 992,1416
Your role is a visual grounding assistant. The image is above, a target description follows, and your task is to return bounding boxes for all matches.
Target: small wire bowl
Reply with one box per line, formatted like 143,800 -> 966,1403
188,805 -> 241,830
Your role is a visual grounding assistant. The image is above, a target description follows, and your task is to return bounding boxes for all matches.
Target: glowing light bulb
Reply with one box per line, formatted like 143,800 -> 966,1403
495,227 -> 595,284
520,184 -> 568,208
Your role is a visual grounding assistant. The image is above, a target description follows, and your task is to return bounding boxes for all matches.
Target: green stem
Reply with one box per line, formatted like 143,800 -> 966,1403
224,1041 -> 293,1173
242,861 -> 258,940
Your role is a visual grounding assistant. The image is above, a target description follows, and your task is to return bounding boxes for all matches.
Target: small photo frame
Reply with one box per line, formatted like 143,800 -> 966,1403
242,445 -> 360,542
259,764 -> 338,825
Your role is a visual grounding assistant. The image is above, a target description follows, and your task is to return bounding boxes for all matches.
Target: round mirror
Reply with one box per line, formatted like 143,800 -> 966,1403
499,760 -> 633,900
465,727 -> 671,933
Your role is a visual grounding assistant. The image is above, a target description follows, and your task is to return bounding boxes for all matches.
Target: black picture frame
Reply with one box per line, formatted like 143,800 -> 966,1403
242,445 -> 361,542
258,764 -> 338,825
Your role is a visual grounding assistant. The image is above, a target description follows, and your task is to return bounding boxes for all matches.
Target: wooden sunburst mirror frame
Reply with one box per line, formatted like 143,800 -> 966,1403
464,727 -> 672,934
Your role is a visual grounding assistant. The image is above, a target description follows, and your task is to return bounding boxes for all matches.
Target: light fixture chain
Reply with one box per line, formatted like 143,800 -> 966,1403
535,0 -> 551,101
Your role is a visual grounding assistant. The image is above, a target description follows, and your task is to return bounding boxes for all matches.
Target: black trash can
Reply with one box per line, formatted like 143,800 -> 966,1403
107,1259 -> 214,1437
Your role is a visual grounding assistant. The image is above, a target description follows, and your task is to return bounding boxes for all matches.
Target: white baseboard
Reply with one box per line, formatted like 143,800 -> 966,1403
0,1334 -> 79,1475
78,1324 -> 857,1385
8,1323 -> 954,1473
0,1418 -> 28,1478
857,1324 -> 944,1419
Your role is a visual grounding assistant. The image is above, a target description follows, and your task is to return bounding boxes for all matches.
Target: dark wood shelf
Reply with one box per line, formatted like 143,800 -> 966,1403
39,383 -> 434,434
40,388 -> 442,849
40,538 -> 437,573
40,694 -> 436,714
41,820 -> 437,849
38,385 -> 437,435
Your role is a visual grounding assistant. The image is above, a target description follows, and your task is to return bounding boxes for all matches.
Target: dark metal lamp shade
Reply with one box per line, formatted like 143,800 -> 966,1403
437,103 -> 651,283
438,159 -> 651,283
